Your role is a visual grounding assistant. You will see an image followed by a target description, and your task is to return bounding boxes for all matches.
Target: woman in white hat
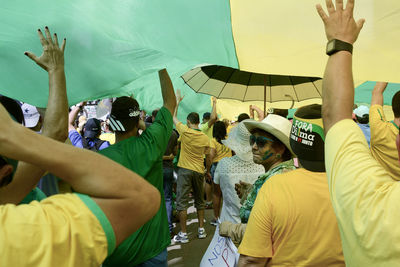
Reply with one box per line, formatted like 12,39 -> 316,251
212,122 -> 265,225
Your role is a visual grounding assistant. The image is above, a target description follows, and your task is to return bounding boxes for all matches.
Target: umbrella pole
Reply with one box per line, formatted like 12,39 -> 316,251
264,75 -> 267,117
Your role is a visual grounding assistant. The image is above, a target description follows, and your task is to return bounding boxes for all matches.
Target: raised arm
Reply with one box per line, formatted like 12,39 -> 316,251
0,27 -> 69,204
68,103 -> 85,132
173,89 -> 184,125
208,97 -> 218,127
249,105 -> 255,119
316,0 -> 365,134
158,68 -> 177,116
0,103 -> 160,246
371,82 -> 388,106
252,105 -> 265,121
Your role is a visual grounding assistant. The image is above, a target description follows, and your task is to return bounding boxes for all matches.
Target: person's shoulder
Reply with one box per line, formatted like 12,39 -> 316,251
199,123 -> 208,130
265,168 -> 301,184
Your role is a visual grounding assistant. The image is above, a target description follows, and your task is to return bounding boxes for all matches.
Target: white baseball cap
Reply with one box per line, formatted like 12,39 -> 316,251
21,103 -> 40,128
353,105 -> 370,117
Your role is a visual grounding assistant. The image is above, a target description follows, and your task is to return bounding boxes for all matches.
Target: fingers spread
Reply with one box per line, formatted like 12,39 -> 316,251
53,33 -> 59,47
61,38 -> 66,52
316,4 -> 328,23
44,26 -> 53,45
24,52 -> 38,63
37,29 -> 48,46
357,18 -> 366,31
335,0 -> 344,10
325,0 -> 335,14
346,0 -> 355,13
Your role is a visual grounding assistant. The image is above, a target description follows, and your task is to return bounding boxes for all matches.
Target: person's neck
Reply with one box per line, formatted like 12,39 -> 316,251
115,130 -> 137,143
189,124 -> 199,130
394,117 -> 400,127
262,159 -> 283,173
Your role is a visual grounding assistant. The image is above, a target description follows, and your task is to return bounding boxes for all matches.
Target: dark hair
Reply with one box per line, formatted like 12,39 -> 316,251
187,112 -> 200,124
237,113 -> 250,122
392,91 -> 400,118
356,114 -> 369,124
0,96 -> 24,124
273,109 -> 288,118
203,112 -> 211,120
213,121 -> 227,144
111,96 -> 140,132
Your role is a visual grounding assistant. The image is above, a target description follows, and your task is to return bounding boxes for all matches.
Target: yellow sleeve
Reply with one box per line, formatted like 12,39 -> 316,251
238,183 -> 273,258
325,120 -> 400,259
369,104 -> 390,142
175,122 -> 188,135
0,193 -> 111,267
200,123 -> 209,133
210,138 -> 216,149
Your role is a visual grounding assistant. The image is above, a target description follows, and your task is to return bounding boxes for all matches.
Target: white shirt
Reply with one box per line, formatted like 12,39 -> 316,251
214,155 -> 265,224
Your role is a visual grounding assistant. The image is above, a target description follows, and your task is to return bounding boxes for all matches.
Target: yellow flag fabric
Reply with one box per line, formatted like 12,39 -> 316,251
230,0 -> 400,83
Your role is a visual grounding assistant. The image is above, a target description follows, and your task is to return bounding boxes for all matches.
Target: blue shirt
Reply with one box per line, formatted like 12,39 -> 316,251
69,130 -> 110,150
357,123 -> 371,147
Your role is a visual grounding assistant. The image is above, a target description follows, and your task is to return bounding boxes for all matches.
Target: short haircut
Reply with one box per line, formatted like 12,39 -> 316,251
187,112 -> 200,124
203,112 -> 211,120
237,113 -> 250,122
392,91 -> 400,118
356,114 -> 369,124
0,96 -> 24,124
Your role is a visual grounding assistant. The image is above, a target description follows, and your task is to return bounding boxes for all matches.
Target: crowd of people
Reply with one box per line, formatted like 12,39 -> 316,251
0,0 -> 399,266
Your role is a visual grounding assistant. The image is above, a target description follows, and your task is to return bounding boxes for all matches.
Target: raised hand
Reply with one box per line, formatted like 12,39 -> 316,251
176,89 -> 184,103
374,82 -> 388,93
316,0 -> 365,44
25,26 -> 66,72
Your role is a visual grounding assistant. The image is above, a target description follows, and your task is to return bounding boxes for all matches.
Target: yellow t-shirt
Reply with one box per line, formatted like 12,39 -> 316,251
176,122 -> 210,173
210,138 -> 232,163
369,104 -> 400,180
0,193 -> 115,267
199,122 -> 213,139
326,119 -> 400,266
239,168 -> 344,267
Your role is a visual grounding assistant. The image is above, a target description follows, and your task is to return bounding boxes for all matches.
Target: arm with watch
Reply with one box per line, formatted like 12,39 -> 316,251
316,0 -> 365,134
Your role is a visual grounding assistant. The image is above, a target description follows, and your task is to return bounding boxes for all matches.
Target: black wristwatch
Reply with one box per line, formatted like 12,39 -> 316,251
326,39 -> 353,56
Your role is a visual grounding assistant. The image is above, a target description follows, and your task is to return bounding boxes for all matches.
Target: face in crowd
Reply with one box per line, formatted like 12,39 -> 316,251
250,129 -> 286,167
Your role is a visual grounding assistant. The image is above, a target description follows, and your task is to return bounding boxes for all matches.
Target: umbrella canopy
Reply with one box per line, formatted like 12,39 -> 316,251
182,65 -> 322,103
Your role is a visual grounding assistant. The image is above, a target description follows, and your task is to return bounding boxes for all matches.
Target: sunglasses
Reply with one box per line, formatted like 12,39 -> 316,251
249,135 -> 274,148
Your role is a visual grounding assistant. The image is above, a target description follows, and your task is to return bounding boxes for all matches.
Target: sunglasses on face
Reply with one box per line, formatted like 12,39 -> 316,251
249,135 -> 274,148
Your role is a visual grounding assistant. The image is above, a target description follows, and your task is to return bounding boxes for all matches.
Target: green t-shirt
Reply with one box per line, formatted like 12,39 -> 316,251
20,188 -> 47,204
100,107 -> 172,266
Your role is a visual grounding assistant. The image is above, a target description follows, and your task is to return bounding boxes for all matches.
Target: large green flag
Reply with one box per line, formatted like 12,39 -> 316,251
0,0 -> 238,119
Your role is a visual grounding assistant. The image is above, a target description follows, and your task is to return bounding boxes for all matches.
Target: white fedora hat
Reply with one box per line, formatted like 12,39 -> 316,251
243,114 -> 294,156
